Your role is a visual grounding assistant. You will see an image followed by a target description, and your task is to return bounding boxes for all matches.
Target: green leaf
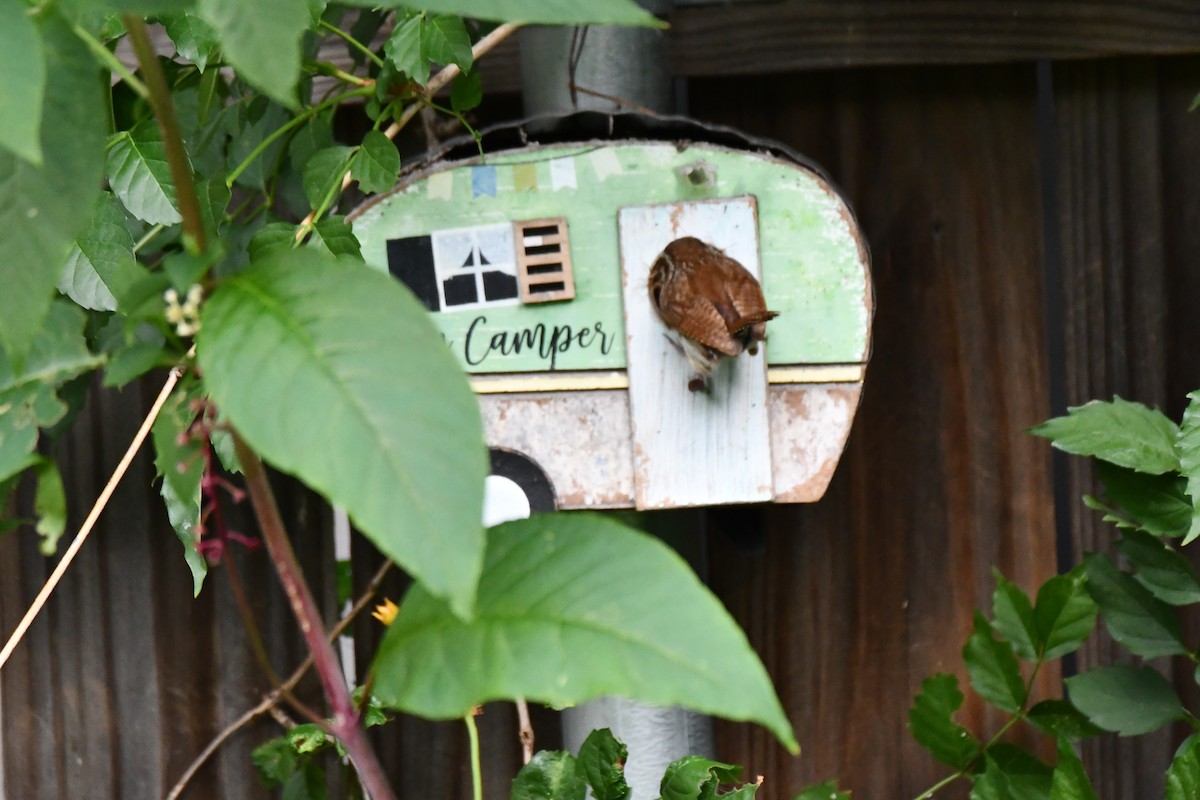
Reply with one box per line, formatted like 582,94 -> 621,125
33,458 -> 66,555
1093,460 -> 1192,538
1026,700 -> 1103,741
229,98 -> 290,191
795,781 -> 851,800
972,744 -> 1052,800
1083,553 -> 1187,658
196,249 -> 486,617
511,751 -> 586,800
451,69 -> 482,112
252,736 -> 298,786
57,192 -> 143,312
908,673 -> 980,770
1116,529 -> 1200,605
383,13 -> 428,83
197,0 -> 308,107
247,222 -> 297,261
577,729 -> 630,800
281,760 -> 325,800
346,0 -> 661,26
353,131 -> 400,194
107,120 -> 183,226
991,568 -> 1037,660
0,11 -> 105,364
1067,664 -> 1184,736
287,723 -> 328,754
373,513 -> 798,752
162,11 -> 220,72
422,14 -> 473,70
302,145 -> 353,210
152,379 -> 205,593
307,217 -> 361,258
1029,397 -> 1180,475
1166,733 -> 1200,800
964,612 -> 1026,713
1177,391 -> 1200,544
1049,738 -> 1096,800
0,301 -> 103,483
161,457 -> 207,596
287,115 -> 333,173
195,175 -> 231,239
1032,568 -> 1097,660
0,0 -> 45,164
658,757 -> 747,800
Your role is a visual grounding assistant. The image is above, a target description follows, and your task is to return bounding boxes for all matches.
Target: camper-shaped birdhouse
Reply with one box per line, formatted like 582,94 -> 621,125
351,113 -> 873,511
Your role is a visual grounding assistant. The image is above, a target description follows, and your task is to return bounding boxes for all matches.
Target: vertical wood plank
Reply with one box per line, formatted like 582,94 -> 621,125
691,63 -> 1059,798
619,196 -> 773,509
1052,55 -> 1200,800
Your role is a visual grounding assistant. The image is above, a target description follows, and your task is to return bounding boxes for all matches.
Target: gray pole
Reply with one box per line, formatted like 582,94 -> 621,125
518,7 -> 717,800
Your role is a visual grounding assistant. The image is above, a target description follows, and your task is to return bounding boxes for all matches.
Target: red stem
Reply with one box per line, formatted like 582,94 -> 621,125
232,433 -> 397,800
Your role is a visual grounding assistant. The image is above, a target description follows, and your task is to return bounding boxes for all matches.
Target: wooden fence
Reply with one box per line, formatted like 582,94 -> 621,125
4,3 -> 1200,797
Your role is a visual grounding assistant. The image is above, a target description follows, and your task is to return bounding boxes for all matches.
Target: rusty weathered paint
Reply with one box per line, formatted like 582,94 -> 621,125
768,384 -> 863,502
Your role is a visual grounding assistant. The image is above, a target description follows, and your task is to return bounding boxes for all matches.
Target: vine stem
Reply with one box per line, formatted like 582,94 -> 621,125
0,360 -> 186,671
293,21 -> 522,241
466,710 -> 484,800
123,15 -> 206,253
166,557 -> 395,800
232,432 -> 397,800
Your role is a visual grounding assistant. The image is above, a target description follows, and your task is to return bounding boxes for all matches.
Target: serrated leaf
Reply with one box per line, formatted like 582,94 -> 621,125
1116,529 -> 1200,605
161,458 -> 207,596
287,116 -> 334,173
353,131 -> 400,194
247,222 -> 297,261
1066,664 -> 1184,736
251,736 -> 298,787
1032,568 -> 1098,660
451,69 -> 482,112
107,120 -> 183,226
344,0 -> 660,26
512,751 -> 586,800
992,569 -> 1037,660
383,14 -> 429,84
658,757 -> 746,800
0,11 -> 105,364
197,0 -> 308,107
423,14 -> 473,70
287,723 -> 327,754
373,513 -> 798,752
1094,460 -> 1192,538
307,217 -> 361,258
57,192 -> 142,312
33,458 -> 65,555
795,781 -> 851,800
0,301 -> 103,482
577,729 -> 630,800
964,613 -> 1026,713
908,674 -> 980,770
1083,553 -> 1187,658
229,98 -> 290,191
1050,738 -> 1097,800
196,249 -> 486,618
281,760 -> 324,800
1026,700 -> 1103,741
162,11 -> 220,72
152,378 -> 206,594
0,0 -> 45,164
1166,733 -> 1200,800
302,145 -> 353,210
195,176 -> 231,239
977,744 -> 1052,800
1029,397 -> 1180,475
102,335 -> 169,388
1177,391 -> 1200,544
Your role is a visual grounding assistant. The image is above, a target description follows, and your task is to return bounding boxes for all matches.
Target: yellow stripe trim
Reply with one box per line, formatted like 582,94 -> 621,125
469,364 -> 866,394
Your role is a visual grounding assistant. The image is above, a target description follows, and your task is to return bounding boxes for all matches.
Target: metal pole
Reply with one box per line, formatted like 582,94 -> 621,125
518,7 -> 717,799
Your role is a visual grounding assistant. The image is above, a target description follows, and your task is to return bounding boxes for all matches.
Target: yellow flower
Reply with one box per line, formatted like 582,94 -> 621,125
371,598 -> 399,626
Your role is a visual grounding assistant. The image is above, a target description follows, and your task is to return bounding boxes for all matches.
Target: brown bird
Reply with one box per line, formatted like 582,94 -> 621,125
647,236 -> 779,392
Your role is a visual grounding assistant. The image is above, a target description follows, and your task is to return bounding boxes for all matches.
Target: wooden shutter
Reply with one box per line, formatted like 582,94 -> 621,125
513,217 -> 575,303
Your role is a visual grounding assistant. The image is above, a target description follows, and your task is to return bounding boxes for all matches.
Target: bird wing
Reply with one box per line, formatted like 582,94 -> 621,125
655,272 -> 743,356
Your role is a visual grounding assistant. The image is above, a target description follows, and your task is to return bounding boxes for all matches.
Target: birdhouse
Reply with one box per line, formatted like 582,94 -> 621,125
350,113 -> 873,511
